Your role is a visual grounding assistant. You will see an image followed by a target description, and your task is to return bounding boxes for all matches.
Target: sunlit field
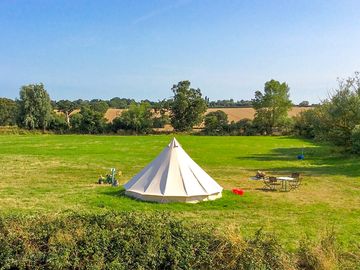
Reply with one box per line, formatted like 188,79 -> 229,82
0,135 -> 359,251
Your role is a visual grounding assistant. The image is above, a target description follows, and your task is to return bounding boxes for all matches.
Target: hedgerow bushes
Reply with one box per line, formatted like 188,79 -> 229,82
0,212 -> 358,269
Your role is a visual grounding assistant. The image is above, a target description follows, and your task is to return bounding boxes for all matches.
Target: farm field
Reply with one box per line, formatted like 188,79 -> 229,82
0,135 -> 359,252
104,106 -> 312,123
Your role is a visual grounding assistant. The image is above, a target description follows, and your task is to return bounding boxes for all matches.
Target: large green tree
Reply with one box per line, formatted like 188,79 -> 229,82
0,98 -> 18,126
18,84 -> 52,130
252,80 -> 292,135
170,81 -> 207,131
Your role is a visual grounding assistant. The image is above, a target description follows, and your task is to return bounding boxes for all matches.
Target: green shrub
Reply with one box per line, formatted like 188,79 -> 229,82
152,115 -> 170,128
110,102 -> 153,134
0,213 -> 356,269
70,107 -> 106,134
0,213 -> 213,269
204,110 -> 229,135
351,125 -> 360,154
48,113 -> 69,134
236,118 -> 256,136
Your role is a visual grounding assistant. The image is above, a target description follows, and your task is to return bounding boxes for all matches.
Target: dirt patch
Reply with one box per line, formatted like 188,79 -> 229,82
104,108 -> 125,122
206,107 -> 312,122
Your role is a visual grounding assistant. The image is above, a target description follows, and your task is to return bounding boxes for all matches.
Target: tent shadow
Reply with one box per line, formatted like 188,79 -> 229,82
240,147 -> 319,162
99,188 -> 162,204
254,187 -> 276,192
238,146 -> 360,177
99,189 -> 126,198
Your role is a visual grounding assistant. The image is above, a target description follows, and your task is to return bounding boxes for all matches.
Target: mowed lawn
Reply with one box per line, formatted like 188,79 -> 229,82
0,135 -> 359,251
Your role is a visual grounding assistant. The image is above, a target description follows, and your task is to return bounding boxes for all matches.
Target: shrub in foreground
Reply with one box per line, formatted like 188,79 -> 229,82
0,213 -> 358,269
0,213 -> 213,269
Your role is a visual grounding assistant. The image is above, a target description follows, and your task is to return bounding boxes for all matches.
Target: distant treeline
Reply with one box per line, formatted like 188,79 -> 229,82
206,98 -> 314,108
49,97 -> 314,110
1,73 -> 360,154
0,80 -> 312,136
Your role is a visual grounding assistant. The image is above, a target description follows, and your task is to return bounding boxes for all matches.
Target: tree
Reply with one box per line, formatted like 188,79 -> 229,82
69,113 -> 83,133
299,101 -> 310,107
70,107 -> 106,134
73,99 -> 89,108
152,115 -> 170,128
311,73 -> 360,146
294,72 -> 360,149
48,113 -> 69,134
252,80 -> 292,135
56,100 -> 78,126
90,99 -> 109,114
204,110 -> 228,134
152,99 -> 170,128
351,125 -> 360,154
18,83 -> 52,130
0,98 -> 18,126
293,109 -> 319,138
108,97 -> 134,109
111,102 -> 153,133
170,81 -> 207,131
236,118 -> 256,135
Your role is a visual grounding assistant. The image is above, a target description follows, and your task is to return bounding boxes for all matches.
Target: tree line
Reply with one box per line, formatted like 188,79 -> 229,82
0,80 -> 309,134
0,81 -> 207,134
1,73 -> 360,154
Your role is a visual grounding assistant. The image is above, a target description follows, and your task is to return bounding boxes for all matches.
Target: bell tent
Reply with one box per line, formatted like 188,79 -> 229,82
124,138 -> 223,203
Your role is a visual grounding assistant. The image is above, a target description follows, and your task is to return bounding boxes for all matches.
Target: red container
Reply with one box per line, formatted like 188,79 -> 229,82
232,188 -> 244,196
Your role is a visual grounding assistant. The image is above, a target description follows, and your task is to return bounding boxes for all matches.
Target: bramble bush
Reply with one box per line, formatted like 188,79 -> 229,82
0,212 -> 358,269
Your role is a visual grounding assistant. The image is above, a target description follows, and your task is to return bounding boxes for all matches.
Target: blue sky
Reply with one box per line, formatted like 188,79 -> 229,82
1,0 -> 360,103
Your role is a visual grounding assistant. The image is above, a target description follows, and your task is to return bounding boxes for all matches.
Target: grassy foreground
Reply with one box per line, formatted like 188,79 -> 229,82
0,135 -> 359,252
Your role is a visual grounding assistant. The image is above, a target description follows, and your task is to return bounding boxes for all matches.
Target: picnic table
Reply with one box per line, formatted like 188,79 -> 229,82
276,176 -> 295,192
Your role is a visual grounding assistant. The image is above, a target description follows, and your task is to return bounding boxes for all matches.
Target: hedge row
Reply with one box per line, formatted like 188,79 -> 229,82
0,212 -> 358,269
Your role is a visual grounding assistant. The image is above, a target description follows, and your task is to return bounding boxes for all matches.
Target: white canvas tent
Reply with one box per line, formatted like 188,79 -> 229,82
124,138 -> 223,203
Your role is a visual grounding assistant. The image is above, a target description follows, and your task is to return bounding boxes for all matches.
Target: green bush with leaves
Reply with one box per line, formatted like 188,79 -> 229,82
0,213 -> 213,269
204,110 -> 229,135
152,115 -> 170,128
111,102 -> 153,133
70,107 -> 106,134
295,72 -> 360,151
48,113 -> 69,134
0,212 -> 357,269
0,98 -> 18,126
351,125 -> 360,154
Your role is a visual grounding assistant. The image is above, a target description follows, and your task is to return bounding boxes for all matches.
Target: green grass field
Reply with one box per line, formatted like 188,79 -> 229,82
0,135 -> 359,252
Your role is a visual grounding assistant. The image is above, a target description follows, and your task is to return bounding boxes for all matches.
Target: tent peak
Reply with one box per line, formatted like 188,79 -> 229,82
168,137 -> 180,148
